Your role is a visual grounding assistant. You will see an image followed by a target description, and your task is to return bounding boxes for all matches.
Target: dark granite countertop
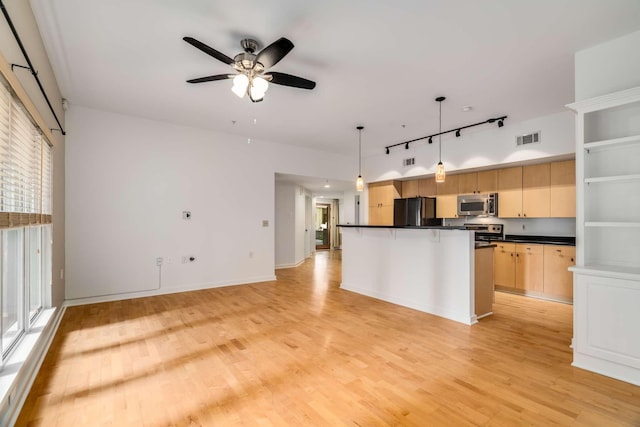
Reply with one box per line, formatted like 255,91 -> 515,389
498,234 -> 575,246
338,224 -> 467,230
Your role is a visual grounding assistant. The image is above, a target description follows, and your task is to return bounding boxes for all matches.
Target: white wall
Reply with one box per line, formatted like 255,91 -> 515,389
575,29 -> 640,101
275,182 -> 295,268
364,110 -> 574,183
66,105 -> 353,302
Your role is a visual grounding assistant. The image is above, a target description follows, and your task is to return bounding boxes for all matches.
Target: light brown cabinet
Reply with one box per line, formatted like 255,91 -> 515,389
475,247 -> 495,318
436,175 -> 459,218
543,245 -> 575,301
368,181 -> 400,225
495,242 -> 575,301
515,244 -> 544,292
459,170 -> 498,194
401,177 -> 436,198
522,164 -> 551,218
497,167 -> 523,217
494,242 -> 516,288
550,160 -> 576,217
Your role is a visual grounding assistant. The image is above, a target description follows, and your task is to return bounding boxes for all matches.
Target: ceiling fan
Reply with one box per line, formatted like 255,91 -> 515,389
183,36 -> 316,102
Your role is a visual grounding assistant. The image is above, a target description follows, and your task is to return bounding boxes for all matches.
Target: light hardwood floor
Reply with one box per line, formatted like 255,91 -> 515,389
17,251 -> 640,426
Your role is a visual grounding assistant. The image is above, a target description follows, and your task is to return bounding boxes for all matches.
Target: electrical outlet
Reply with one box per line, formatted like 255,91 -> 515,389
262,220 -> 269,227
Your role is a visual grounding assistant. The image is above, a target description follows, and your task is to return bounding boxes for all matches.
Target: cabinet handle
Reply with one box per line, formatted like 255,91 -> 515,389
518,213 -> 521,217
571,258 -> 574,262
556,249 -> 561,252
523,213 -> 527,217
510,253 -> 513,257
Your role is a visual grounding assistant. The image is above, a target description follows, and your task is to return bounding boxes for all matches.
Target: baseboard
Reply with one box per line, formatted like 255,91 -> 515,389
275,259 -> 305,269
64,275 -> 277,307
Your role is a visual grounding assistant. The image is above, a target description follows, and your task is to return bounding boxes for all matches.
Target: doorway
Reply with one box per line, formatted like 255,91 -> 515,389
315,204 -> 330,250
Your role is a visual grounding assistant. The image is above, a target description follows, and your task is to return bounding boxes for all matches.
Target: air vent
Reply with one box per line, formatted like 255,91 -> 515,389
403,157 -> 415,167
516,131 -> 541,146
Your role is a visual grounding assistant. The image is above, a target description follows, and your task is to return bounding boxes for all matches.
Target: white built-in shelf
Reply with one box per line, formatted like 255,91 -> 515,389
584,174 -> 640,184
584,134 -> 640,152
584,221 -> 640,228
570,264 -> 640,282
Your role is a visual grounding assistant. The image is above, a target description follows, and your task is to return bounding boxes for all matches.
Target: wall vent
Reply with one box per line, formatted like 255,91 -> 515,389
403,157 -> 415,167
516,131 -> 541,146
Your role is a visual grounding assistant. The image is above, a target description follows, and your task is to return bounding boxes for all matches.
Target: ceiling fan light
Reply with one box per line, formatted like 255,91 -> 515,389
231,74 -> 249,98
249,76 -> 269,100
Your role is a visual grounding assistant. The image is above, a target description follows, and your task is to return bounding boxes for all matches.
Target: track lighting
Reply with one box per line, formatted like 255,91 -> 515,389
405,142 -> 409,150
384,114 -> 508,154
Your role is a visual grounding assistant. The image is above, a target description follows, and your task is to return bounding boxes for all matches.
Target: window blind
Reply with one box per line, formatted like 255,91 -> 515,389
0,80 -> 52,228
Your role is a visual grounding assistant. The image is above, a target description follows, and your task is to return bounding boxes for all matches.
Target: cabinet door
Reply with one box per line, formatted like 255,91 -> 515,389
515,244 -> 544,292
436,195 -> 458,218
458,173 -> 477,194
543,245 -> 575,300
522,164 -> 550,218
436,174 -> 459,195
477,170 -> 498,193
494,242 -> 516,288
550,160 -> 576,218
498,167 -> 523,217
401,180 -> 420,198
418,177 -> 436,197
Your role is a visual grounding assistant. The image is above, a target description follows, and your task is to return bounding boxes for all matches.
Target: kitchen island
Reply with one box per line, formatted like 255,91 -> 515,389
339,225 -> 485,325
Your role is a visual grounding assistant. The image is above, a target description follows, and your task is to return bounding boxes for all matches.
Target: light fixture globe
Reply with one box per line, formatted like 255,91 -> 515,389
356,126 -> 364,192
231,74 -> 249,98
435,161 -> 446,183
250,76 -> 269,100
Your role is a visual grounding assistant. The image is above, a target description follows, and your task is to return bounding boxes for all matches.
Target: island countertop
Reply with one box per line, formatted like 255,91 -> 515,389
338,224 -> 466,230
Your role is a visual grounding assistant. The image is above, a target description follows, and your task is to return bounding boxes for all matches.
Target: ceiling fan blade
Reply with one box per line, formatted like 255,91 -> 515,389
266,72 -> 316,90
186,74 -> 233,84
183,36 -> 234,65
256,37 -> 294,69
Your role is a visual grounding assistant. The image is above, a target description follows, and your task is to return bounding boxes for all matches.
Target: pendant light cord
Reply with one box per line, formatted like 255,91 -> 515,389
438,100 -> 442,162
357,126 -> 363,175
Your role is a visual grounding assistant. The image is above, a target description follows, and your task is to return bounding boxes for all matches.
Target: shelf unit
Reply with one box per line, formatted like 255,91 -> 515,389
566,86 -> 640,386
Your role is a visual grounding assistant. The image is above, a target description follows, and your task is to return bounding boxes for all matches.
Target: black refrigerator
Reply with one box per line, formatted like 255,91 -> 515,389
393,197 -> 439,226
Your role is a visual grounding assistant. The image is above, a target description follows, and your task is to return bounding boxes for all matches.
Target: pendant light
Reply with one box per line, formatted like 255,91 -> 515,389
356,126 -> 364,192
435,96 -> 446,183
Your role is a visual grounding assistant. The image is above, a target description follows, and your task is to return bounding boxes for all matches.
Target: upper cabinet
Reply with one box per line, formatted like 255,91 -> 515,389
401,177 -> 436,198
436,175 -> 459,218
458,170 -> 498,194
497,166 -> 524,217
522,163 -> 551,218
394,159 -> 575,220
550,160 -> 576,217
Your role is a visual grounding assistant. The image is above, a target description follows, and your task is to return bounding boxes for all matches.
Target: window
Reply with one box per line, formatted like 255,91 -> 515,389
0,76 -> 53,362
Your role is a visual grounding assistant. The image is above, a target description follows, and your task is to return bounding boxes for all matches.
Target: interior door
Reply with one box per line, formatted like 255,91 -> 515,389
315,204 -> 330,250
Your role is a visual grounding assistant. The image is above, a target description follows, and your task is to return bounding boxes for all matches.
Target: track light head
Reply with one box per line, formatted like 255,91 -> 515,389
498,120 -> 504,128
428,136 -> 433,144
405,142 -> 409,150
455,129 -> 461,137
385,147 -> 389,155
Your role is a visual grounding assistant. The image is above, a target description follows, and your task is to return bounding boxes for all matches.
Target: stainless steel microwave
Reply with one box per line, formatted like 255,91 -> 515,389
457,193 -> 498,216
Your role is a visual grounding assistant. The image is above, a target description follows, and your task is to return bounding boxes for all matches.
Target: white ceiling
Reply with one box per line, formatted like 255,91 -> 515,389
32,0 -> 640,162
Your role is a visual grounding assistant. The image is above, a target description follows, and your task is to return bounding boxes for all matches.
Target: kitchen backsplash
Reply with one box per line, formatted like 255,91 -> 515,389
447,217 -> 576,237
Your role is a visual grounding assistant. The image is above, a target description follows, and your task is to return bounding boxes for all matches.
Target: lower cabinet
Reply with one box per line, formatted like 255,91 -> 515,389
543,245 -> 575,301
494,242 -> 575,302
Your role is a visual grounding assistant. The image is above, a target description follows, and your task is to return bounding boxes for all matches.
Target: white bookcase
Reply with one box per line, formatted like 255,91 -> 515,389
566,86 -> 640,386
